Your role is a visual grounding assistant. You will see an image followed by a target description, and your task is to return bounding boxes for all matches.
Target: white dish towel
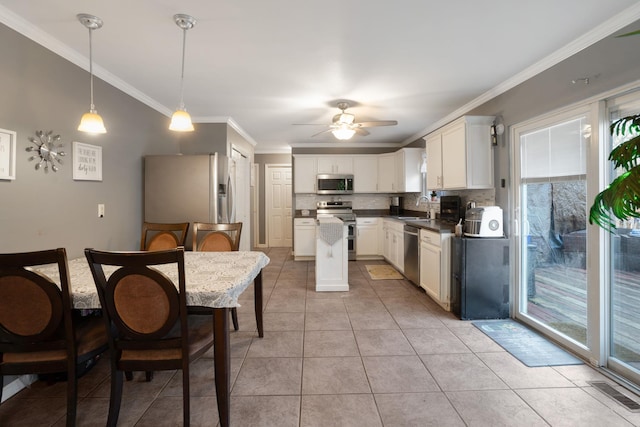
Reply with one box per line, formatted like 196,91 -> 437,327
317,217 -> 343,257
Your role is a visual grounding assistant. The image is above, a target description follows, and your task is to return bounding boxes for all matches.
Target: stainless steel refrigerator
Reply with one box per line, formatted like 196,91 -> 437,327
144,153 -> 235,248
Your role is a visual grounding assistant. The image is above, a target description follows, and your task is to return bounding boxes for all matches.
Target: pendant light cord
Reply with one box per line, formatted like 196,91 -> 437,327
178,27 -> 187,110
88,27 -> 95,112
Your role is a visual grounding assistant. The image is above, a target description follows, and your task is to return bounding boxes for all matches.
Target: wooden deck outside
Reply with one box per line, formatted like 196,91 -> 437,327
526,264 -> 640,362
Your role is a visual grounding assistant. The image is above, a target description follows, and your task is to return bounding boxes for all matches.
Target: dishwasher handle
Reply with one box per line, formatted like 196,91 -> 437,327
404,225 -> 419,236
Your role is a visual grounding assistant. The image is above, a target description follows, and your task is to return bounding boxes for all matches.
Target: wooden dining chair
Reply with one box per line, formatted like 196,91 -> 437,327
140,222 -> 189,251
192,222 -> 242,252
192,222 -> 243,330
84,247 -> 214,427
0,248 -> 108,427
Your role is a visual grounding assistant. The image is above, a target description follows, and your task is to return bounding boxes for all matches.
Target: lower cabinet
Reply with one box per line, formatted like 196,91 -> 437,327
419,229 -> 452,310
383,219 -> 404,272
356,218 -> 382,258
294,218 -> 316,260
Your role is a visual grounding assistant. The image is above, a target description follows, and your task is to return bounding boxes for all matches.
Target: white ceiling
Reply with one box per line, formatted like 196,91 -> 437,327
1,1 -> 640,153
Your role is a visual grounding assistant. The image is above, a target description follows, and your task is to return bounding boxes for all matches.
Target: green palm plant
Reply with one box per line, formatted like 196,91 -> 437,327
589,114 -> 640,232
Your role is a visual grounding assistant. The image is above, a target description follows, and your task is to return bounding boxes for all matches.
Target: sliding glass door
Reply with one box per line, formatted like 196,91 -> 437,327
513,107 -> 592,351
606,92 -> 640,383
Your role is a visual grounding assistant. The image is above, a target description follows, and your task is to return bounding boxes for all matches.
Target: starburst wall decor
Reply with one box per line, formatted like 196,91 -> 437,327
26,130 -> 66,172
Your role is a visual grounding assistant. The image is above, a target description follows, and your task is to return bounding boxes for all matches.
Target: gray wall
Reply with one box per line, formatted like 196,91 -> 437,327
0,22 -> 182,259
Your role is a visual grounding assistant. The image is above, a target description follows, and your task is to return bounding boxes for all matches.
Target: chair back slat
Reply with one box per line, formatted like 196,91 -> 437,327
140,222 -> 189,251
193,222 -> 242,252
0,249 -> 69,349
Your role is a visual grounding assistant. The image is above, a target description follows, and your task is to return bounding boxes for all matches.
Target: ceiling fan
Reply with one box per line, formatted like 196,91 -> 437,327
295,102 -> 398,140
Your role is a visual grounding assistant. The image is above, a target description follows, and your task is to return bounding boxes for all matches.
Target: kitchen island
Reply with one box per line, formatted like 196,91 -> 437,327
315,217 -> 349,291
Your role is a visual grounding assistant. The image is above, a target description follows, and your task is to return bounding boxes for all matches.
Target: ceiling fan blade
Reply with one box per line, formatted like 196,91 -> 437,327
354,128 -> 370,136
311,128 -> 333,137
357,120 -> 398,128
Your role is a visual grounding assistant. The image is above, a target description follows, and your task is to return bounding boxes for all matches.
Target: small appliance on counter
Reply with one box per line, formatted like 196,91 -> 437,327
390,196 -> 403,215
439,195 -> 462,223
464,206 -> 503,237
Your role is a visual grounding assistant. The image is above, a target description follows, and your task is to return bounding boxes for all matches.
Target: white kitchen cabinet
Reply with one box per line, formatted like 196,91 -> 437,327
383,223 -> 392,260
419,229 -> 452,310
353,155 -> 378,193
356,217 -> 382,258
294,218 -> 316,259
293,156 -> 317,193
382,219 -> 404,272
377,153 -> 397,192
317,156 -> 353,174
425,133 -> 443,189
395,147 -> 423,193
423,115 -> 494,190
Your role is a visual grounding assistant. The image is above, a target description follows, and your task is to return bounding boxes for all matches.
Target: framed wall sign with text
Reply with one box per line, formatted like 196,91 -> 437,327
73,141 -> 102,181
0,128 -> 17,180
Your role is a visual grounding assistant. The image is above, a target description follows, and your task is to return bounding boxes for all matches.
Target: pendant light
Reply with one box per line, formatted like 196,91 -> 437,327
77,14 -> 106,134
169,14 -> 196,132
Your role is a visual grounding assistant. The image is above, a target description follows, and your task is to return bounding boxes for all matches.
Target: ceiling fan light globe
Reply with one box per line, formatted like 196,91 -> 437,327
169,109 -> 195,132
332,127 -> 356,140
78,111 -> 107,134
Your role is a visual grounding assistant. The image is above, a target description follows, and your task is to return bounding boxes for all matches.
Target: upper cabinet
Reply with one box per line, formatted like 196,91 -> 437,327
353,155 -> 378,193
395,147 -> 423,193
317,156 -> 353,174
377,153 -> 396,192
424,115 -> 495,190
295,149 -> 424,194
293,155 -> 317,193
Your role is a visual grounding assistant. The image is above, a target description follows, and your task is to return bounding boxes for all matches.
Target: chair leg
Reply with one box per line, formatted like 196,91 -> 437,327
66,366 -> 78,427
231,307 -> 239,331
125,371 -> 133,381
107,370 -> 124,427
145,371 -> 154,382
182,366 -> 190,426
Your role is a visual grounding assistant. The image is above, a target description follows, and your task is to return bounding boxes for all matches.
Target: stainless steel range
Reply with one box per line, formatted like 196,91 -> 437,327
316,201 -> 356,260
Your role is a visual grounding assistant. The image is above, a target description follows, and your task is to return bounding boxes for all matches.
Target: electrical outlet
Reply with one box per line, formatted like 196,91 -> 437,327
98,204 -> 105,218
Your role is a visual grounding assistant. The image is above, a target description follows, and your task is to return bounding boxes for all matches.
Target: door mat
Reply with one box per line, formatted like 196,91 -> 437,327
365,265 -> 403,280
472,319 -> 583,367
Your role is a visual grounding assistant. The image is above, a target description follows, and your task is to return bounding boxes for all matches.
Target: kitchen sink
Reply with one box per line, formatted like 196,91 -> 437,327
396,216 -> 427,220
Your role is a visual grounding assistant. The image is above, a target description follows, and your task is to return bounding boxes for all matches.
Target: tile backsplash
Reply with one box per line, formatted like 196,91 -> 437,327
295,194 -> 392,210
295,188 -> 496,213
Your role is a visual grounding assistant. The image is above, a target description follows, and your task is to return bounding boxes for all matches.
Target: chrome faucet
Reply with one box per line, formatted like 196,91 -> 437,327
416,194 -> 429,206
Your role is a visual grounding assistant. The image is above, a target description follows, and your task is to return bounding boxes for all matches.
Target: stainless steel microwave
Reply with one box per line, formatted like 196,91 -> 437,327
316,174 -> 354,195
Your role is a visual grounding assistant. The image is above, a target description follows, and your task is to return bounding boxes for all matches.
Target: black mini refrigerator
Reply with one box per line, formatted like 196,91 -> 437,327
451,236 -> 510,320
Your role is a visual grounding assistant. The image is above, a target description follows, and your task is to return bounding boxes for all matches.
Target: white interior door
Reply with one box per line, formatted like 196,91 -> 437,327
266,165 -> 292,247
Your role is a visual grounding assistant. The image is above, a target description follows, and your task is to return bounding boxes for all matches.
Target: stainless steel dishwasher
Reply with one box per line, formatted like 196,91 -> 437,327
403,224 -> 420,285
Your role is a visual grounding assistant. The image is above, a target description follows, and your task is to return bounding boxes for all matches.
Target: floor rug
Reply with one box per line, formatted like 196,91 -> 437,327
365,265 -> 403,280
472,319 -> 583,367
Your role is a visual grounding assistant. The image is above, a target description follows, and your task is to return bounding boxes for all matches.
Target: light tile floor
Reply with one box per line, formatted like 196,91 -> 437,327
2,247 -> 640,426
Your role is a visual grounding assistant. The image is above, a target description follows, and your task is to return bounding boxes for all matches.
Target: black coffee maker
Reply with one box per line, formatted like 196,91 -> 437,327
390,196 -> 403,215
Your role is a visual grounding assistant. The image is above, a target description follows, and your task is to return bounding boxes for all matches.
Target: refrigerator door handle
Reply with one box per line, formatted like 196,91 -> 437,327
227,174 -> 235,223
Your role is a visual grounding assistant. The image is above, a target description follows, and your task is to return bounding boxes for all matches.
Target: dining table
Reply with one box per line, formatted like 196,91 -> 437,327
35,250 -> 270,427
